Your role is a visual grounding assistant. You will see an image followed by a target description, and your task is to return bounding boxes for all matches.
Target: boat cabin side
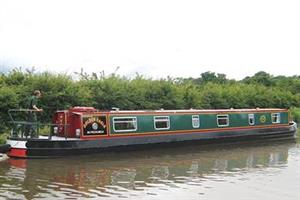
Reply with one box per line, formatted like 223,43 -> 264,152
52,107 -> 290,139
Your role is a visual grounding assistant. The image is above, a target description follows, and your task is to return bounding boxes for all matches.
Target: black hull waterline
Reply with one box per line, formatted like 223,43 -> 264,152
7,122 -> 297,158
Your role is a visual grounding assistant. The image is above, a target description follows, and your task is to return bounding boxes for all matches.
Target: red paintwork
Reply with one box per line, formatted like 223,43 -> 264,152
9,159 -> 27,168
68,107 -> 97,113
7,148 -> 27,158
52,111 -> 67,136
53,107 -> 99,138
69,113 -> 83,138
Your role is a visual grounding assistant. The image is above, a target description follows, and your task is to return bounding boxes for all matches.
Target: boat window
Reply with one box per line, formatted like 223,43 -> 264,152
154,116 -> 170,130
248,114 -> 255,125
192,115 -> 200,128
217,115 -> 229,127
113,117 -> 137,132
271,113 -> 280,123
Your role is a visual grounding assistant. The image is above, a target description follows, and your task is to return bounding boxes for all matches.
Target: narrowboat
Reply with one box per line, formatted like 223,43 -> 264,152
2,107 -> 297,158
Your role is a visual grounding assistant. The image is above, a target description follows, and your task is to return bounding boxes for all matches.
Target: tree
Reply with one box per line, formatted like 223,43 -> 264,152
243,71 -> 273,86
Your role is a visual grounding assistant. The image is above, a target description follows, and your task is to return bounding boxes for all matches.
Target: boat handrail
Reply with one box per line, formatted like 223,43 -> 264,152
8,121 -> 67,126
9,120 -> 70,140
8,109 -> 70,140
8,108 -> 39,112
8,109 -> 42,123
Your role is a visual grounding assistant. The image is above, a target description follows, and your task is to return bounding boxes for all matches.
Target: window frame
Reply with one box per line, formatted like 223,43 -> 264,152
192,115 -> 200,128
112,117 -> 138,133
271,113 -> 281,124
248,114 -> 255,125
154,116 -> 170,130
217,114 -> 229,127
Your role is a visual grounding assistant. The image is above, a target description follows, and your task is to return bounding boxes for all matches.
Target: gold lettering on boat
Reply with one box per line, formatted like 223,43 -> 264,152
83,117 -> 106,129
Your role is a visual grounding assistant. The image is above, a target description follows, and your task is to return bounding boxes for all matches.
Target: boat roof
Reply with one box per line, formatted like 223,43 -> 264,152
112,108 -> 286,112
77,108 -> 287,115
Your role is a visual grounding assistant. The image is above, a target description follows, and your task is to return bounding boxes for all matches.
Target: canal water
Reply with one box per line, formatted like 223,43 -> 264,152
1,133 -> 300,200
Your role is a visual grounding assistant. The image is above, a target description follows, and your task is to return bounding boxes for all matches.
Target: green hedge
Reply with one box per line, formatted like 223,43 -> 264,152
290,107 -> 300,123
0,133 -> 8,144
0,69 -> 299,134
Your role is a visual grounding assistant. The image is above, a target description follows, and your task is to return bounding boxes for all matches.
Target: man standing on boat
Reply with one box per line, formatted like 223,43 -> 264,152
25,90 -> 43,138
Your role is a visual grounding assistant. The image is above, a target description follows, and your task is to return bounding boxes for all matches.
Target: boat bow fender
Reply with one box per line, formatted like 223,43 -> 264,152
290,121 -> 298,137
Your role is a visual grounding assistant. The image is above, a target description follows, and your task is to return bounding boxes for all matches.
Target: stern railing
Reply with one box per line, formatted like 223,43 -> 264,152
8,109 -> 69,140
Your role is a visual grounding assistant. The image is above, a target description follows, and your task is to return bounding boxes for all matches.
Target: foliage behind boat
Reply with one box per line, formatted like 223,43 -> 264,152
0,69 -> 300,135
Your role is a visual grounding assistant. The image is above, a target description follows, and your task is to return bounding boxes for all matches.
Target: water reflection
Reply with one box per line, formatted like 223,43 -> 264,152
0,139 -> 299,199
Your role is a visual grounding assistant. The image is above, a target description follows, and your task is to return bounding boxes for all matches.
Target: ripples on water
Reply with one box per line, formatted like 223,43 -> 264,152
1,138 -> 300,200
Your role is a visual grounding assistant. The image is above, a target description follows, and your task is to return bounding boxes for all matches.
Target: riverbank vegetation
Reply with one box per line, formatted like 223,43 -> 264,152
0,133 -> 8,144
0,68 -> 299,138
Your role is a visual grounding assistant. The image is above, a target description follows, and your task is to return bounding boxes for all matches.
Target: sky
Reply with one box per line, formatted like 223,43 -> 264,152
0,0 -> 299,80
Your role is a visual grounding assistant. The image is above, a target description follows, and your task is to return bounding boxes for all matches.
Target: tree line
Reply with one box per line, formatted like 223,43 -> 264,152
0,68 -> 299,133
